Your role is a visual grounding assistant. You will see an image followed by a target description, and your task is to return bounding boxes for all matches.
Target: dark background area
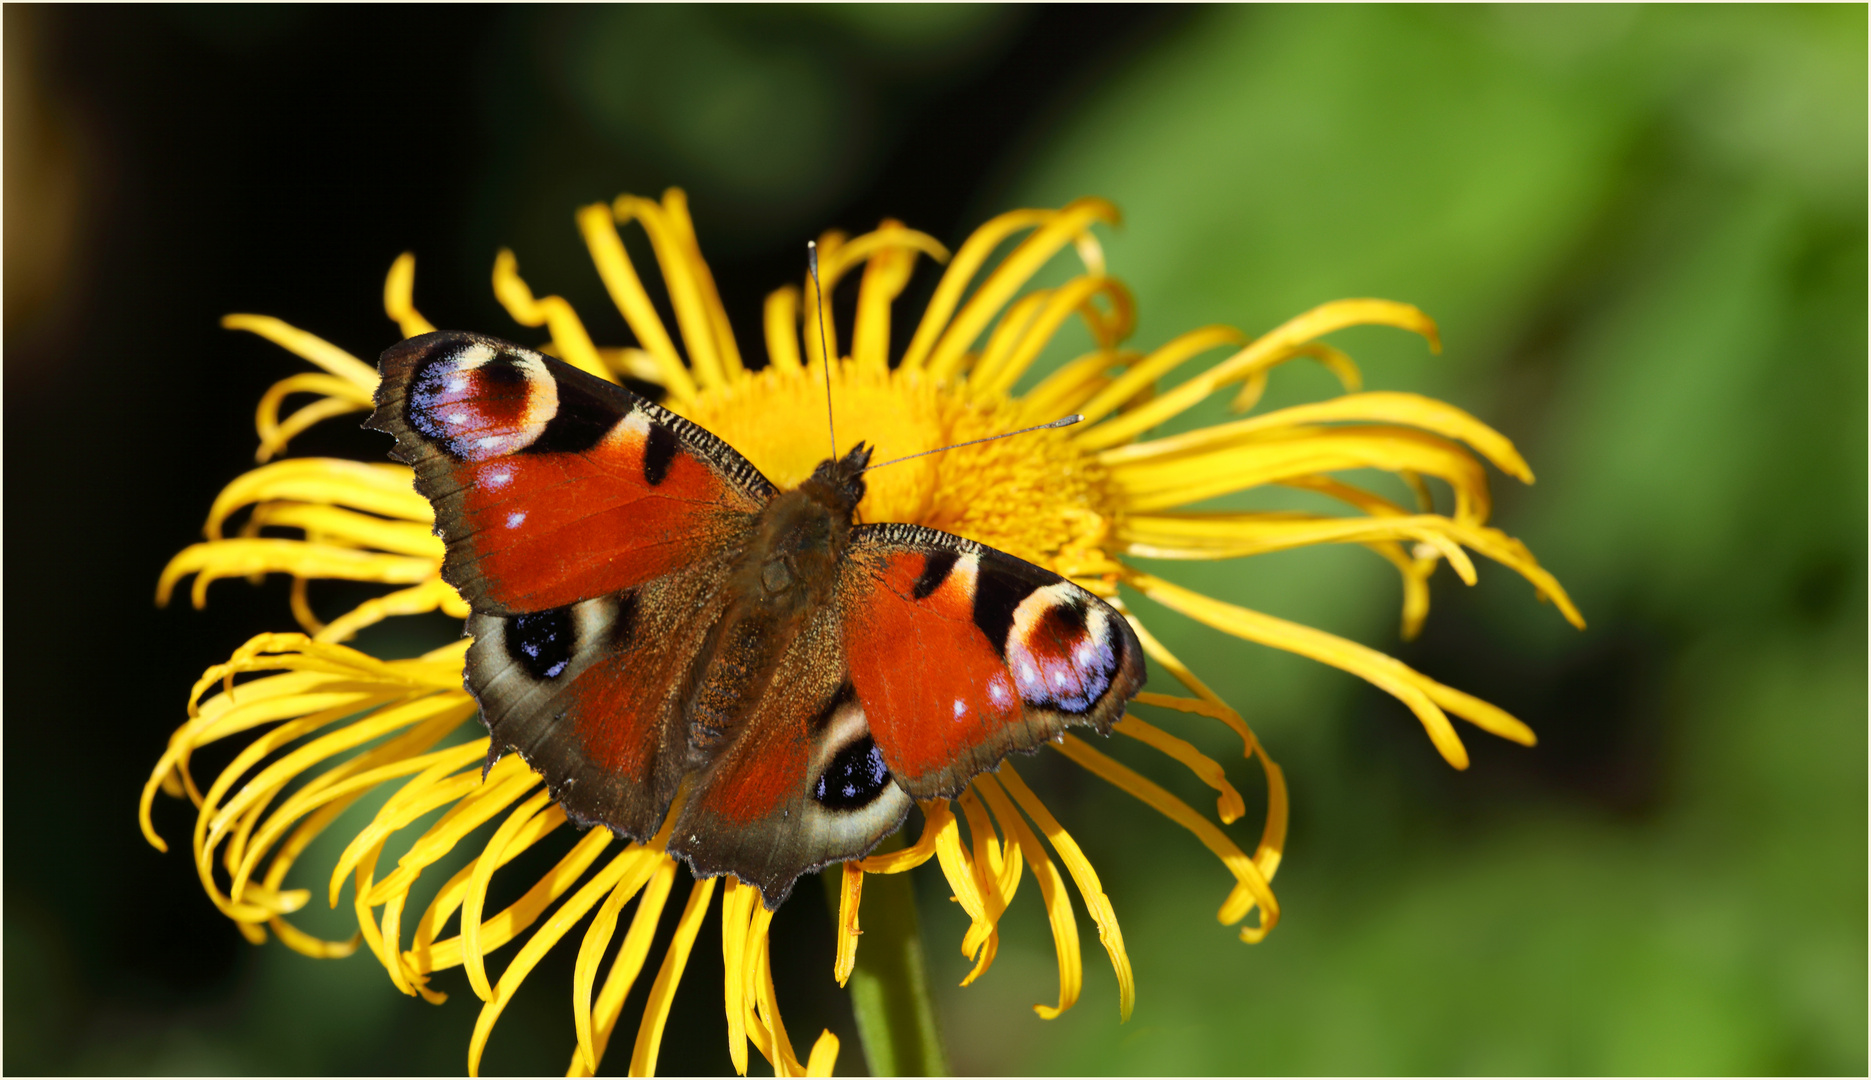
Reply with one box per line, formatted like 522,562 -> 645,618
6,4 -> 1864,1075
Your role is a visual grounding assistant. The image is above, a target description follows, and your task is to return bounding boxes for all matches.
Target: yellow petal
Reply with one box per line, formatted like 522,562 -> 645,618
576,203 -> 696,401
382,252 -> 437,338
995,763 -> 1135,1022
629,876 -> 717,1077
566,856 -> 677,1077
1053,734 -> 1279,938
1115,714 -> 1247,824
490,248 -> 613,383
1107,426 -> 1491,520
924,198 -> 1120,381
974,774 -> 1081,1019
1099,391 -> 1533,483
204,458 -> 430,539
1128,571 -> 1546,764
1074,298 -> 1439,452
222,313 -> 380,392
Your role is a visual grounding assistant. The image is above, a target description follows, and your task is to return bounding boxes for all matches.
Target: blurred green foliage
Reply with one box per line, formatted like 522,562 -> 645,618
918,6 -> 1864,1075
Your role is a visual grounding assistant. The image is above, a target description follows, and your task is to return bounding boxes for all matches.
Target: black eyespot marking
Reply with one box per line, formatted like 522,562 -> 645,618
972,552 -> 1046,654
506,606 -> 576,680
642,422 -> 678,486
524,368 -> 616,454
813,735 -> 891,811
807,683 -> 857,734
911,550 -> 959,600
479,357 -> 528,390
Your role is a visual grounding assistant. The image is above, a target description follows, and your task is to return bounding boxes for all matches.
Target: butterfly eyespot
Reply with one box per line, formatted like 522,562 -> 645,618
812,735 -> 892,812
506,606 -> 576,681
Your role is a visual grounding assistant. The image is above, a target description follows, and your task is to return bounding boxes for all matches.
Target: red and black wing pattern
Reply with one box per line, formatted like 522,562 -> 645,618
369,331 -> 776,839
837,523 -> 1146,799
367,331 -> 774,615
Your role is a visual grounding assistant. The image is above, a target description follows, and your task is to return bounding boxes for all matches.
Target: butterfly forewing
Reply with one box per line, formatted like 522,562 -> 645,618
367,331 -> 774,615
838,523 -> 1146,799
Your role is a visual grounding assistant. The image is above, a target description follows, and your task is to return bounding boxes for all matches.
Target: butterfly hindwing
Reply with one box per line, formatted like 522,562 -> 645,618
669,603 -> 913,907
838,523 -> 1145,799
464,555 -> 738,839
368,331 -> 774,615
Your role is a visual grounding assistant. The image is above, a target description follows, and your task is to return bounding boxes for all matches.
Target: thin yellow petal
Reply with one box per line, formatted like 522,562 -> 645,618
158,539 -> 437,609
1107,426 -> 1491,520
363,761 -> 539,907
852,230 -> 922,371
204,458 -> 430,539
995,764 -> 1134,1021
567,855 -> 677,1077
576,203 -> 697,401
254,372 -> 375,459
954,787 -> 1007,984
957,289 -> 1048,389
1117,512 -> 1478,585
972,275 -> 1133,401
629,875 -> 717,1077
614,193 -> 727,390
751,915 -> 806,1076
659,188 -> 745,378
974,774 -> 1080,1019
454,793 -> 562,996
469,846 -> 655,1077
833,862 -> 862,987
383,252 -> 437,338
242,502 -> 442,558
1076,325 -> 1246,426
899,208 -> 1052,372
452,813 -> 604,989
314,578 -> 465,644
1127,571 -> 1481,767
1016,348 -> 1141,423
924,198 -> 1120,381
720,877 -> 759,1076
573,853 -> 666,1075
930,801 -> 990,949
1099,391 -> 1533,483
221,314 -> 380,392
805,1031 -> 840,1077
490,248 -> 614,383
1115,609 -> 1257,756
1114,714 -> 1247,824
1074,299 -> 1440,452
1053,734 -> 1279,937
856,800 -> 950,873
1227,341 -> 1362,414
763,286 -> 804,373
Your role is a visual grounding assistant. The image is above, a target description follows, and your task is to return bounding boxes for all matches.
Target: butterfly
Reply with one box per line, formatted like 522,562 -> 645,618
367,331 -> 1145,906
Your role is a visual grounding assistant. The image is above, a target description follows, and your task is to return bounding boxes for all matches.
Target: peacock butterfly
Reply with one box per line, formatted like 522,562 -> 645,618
366,330 -> 1145,906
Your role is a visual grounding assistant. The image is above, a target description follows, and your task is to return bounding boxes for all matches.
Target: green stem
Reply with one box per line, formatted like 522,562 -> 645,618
822,840 -> 948,1076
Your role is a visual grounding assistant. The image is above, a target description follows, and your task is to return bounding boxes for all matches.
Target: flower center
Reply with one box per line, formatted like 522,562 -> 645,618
675,362 -> 1114,571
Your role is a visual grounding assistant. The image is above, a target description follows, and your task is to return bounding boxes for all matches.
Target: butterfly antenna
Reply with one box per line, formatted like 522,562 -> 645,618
859,414 -> 1086,474
808,240 -> 836,460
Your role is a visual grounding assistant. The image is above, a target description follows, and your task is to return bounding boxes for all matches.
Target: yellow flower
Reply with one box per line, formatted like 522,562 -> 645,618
142,190 -> 1581,1076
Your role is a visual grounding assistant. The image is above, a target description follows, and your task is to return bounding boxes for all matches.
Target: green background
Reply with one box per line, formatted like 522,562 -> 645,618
6,5 -> 1863,1075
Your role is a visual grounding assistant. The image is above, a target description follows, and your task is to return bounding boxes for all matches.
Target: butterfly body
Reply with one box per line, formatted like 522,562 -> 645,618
369,331 -> 1143,905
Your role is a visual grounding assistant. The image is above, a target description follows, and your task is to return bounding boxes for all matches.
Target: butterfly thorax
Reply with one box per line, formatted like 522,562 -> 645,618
681,444 -> 872,752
